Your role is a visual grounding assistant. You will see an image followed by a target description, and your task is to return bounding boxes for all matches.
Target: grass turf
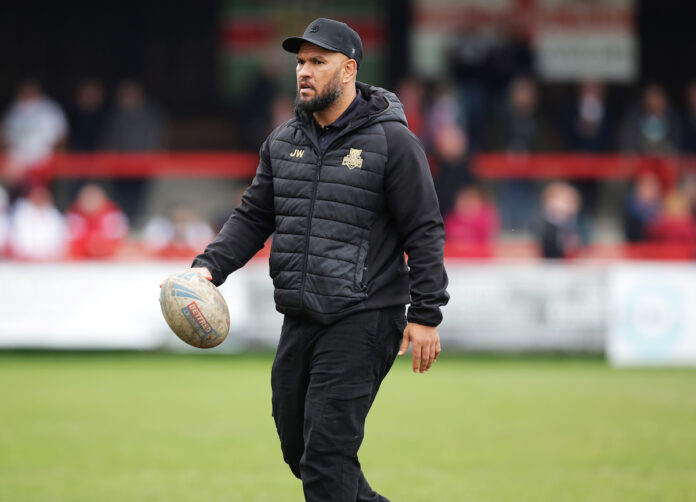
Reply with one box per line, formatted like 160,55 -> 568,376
0,353 -> 694,502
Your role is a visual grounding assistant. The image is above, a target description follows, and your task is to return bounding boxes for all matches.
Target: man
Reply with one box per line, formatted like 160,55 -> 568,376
1,80 -> 68,192
191,18 -> 449,502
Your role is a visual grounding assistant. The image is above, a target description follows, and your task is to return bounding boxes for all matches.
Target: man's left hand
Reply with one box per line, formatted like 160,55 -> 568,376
397,323 -> 441,373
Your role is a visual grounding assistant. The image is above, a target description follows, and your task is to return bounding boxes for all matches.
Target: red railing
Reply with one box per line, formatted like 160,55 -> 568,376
473,153 -> 690,182
5,152 -> 696,262
45,152 -> 259,179
23,152 -> 696,182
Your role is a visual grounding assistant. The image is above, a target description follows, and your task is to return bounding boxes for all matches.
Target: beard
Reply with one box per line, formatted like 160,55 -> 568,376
295,70 -> 342,114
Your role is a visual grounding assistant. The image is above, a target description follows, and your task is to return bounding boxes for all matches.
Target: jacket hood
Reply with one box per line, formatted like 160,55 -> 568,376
354,81 -> 407,127
294,81 -> 408,128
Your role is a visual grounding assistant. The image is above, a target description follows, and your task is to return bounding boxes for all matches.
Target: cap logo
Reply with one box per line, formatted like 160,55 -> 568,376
309,24 -> 319,33
351,48 -> 355,56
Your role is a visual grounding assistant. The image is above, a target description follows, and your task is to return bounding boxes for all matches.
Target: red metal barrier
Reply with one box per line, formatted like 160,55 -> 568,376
46,152 -> 259,179
473,153 -> 689,184
4,152 -> 695,262
5,152 -> 693,181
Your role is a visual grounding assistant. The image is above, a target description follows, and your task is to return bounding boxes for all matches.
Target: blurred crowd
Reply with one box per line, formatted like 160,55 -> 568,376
0,181 -> 215,261
4,65 -> 696,261
0,79 -> 216,261
405,74 -> 696,258
0,79 -> 164,218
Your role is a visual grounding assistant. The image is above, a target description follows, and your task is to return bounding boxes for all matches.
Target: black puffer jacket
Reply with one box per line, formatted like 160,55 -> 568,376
193,82 -> 449,326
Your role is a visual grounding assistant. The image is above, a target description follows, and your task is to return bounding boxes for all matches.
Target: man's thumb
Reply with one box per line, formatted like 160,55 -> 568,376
397,334 -> 410,356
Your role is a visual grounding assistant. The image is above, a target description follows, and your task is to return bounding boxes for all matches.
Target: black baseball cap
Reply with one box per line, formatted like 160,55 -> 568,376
282,18 -> 363,68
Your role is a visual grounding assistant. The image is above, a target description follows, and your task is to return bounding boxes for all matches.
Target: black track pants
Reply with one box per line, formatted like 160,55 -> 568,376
271,306 -> 406,502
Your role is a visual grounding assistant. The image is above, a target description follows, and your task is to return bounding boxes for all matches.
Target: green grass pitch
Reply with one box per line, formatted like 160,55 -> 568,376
1,352 -> 695,502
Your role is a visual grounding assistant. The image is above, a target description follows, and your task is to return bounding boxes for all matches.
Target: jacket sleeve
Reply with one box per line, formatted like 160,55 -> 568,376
383,122 -> 449,326
191,138 -> 275,286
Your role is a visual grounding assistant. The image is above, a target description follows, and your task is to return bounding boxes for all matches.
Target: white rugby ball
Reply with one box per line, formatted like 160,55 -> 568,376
159,271 -> 230,348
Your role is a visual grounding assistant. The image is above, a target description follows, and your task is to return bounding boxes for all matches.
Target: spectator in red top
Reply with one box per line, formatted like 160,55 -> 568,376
66,183 -> 129,258
647,189 -> 696,244
444,186 -> 499,245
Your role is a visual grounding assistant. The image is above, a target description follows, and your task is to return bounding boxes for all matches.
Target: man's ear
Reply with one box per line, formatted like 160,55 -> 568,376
343,59 -> 358,83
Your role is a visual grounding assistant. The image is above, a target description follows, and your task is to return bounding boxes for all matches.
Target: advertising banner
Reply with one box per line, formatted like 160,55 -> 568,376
607,265 -> 696,366
412,0 -> 637,82
3,261 -> 695,365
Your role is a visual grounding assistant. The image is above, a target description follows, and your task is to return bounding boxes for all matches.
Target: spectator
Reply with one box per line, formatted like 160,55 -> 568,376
682,173 -> 696,219
239,52 -> 283,148
487,23 -> 534,96
444,185 -> 499,245
101,80 -> 165,151
681,80 -> 696,153
425,82 -> 470,215
0,185 -> 8,256
142,206 -> 214,258
65,183 -> 129,258
101,80 -> 165,226
623,171 -> 662,242
397,76 -> 427,140
562,80 -> 613,232
270,95 -> 295,130
8,185 -> 68,260
69,80 -> 106,152
425,81 -> 467,141
443,22 -> 492,144
485,75 -> 556,152
540,181 -> 582,259
563,80 -> 612,153
646,189 -> 696,244
485,76 -> 555,232
619,83 -> 681,155
1,80 -> 68,193
445,21 -> 533,144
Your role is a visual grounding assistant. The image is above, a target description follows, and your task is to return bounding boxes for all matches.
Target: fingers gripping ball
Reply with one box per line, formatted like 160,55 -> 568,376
159,271 -> 230,348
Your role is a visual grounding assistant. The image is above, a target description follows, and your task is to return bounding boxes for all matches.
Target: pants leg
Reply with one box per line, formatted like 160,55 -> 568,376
271,315 -> 311,478
271,307 -> 405,502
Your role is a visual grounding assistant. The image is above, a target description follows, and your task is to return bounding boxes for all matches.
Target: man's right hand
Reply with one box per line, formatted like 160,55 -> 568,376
190,267 -> 213,281
159,267 -> 212,288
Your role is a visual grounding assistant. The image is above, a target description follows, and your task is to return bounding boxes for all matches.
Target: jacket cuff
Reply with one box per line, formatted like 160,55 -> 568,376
191,257 -> 224,286
406,306 -> 442,327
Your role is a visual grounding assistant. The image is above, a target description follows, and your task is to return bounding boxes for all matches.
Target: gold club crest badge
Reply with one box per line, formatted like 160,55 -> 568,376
342,149 -> 364,170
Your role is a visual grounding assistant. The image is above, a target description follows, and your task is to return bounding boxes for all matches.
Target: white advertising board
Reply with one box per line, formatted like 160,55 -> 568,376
0,261 -> 603,353
534,30 -> 637,82
607,265 -> 696,367
412,0 -> 637,83
0,262 -> 251,350
3,260 -> 695,365
439,263 -> 605,351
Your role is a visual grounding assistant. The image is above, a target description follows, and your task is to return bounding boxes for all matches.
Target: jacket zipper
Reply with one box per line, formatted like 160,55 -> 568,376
295,95 -> 392,310
299,151 -> 323,311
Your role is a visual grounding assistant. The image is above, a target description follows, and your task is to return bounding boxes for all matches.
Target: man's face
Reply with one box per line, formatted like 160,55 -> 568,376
295,43 -> 348,113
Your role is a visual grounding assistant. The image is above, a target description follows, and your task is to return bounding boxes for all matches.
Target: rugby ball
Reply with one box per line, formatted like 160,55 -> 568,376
159,271 -> 230,348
